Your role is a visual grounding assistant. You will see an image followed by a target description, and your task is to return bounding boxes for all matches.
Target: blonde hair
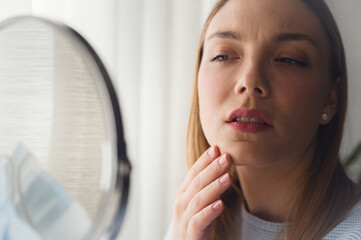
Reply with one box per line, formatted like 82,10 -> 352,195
186,0 -> 361,239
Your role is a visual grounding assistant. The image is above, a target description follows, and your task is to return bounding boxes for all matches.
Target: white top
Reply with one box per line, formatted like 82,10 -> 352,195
164,201 -> 361,240
239,201 -> 361,240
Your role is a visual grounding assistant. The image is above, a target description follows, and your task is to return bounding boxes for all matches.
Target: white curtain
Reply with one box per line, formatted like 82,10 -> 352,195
1,0 -> 361,239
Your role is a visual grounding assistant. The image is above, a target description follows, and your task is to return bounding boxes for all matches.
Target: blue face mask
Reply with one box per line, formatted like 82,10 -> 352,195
0,143 -> 91,240
0,153 -> 42,240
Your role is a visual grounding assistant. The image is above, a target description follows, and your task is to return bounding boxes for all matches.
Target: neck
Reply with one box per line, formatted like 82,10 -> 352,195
235,144 -> 315,222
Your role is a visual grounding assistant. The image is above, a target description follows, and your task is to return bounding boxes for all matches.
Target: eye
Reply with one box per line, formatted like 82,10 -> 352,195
275,57 -> 307,67
211,55 -> 234,62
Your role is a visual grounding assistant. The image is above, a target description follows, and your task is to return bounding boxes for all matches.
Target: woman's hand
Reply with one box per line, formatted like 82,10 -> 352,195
171,146 -> 233,240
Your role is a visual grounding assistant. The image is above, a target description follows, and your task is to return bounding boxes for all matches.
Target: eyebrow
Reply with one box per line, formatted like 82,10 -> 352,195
206,31 -> 241,41
273,32 -> 319,48
206,31 -> 318,48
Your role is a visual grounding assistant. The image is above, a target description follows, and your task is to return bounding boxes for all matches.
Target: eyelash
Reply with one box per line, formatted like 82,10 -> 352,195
210,55 -> 308,68
275,57 -> 307,67
210,55 -> 235,62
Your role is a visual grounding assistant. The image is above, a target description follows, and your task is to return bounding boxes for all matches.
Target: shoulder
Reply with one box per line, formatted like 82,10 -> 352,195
324,201 -> 361,240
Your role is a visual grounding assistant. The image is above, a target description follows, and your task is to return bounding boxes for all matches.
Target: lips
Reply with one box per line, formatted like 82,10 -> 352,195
226,108 -> 273,133
226,108 -> 272,125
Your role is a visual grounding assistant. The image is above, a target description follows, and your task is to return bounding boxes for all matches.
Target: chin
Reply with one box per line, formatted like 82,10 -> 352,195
217,140 -> 281,168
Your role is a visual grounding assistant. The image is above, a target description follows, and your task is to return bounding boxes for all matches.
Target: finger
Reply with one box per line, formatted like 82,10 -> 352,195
184,154 -> 231,202
184,172 -> 233,222
187,200 -> 224,238
179,146 -> 220,192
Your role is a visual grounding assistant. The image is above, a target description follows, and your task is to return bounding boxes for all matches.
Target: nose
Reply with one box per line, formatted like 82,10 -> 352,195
234,59 -> 270,98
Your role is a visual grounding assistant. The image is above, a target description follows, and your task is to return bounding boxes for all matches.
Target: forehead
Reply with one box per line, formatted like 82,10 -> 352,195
205,0 -> 328,46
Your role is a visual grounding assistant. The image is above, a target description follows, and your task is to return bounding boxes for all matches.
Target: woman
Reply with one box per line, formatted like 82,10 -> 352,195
168,0 -> 361,239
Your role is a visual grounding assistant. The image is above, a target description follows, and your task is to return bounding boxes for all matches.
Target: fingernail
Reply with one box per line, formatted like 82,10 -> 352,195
213,200 -> 222,210
208,147 -> 214,157
218,155 -> 227,166
220,174 -> 229,184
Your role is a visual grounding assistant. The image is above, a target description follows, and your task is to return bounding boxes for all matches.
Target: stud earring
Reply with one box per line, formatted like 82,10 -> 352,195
321,113 -> 328,121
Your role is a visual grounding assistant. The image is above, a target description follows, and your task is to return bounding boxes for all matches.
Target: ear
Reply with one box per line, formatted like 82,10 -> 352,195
320,78 -> 339,125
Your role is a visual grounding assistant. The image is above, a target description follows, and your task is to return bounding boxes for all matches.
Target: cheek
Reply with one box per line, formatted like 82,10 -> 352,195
276,77 -> 327,142
198,70 -> 216,144
198,63 -> 236,108
198,65 -> 232,144
279,79 -> 326,114
198,68 -> 228,106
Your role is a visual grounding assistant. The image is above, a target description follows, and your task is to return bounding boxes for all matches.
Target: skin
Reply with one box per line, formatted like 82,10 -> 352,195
172,0 -> 338,239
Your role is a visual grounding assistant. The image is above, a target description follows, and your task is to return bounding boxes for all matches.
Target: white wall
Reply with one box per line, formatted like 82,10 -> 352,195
326,0 -> 361,177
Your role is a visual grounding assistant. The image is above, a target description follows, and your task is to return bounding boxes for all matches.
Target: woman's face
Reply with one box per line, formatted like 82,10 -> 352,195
198,0 -> 337,167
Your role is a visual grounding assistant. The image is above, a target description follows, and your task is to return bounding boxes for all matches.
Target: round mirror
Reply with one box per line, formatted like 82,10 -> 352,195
0,16 -> 130,240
